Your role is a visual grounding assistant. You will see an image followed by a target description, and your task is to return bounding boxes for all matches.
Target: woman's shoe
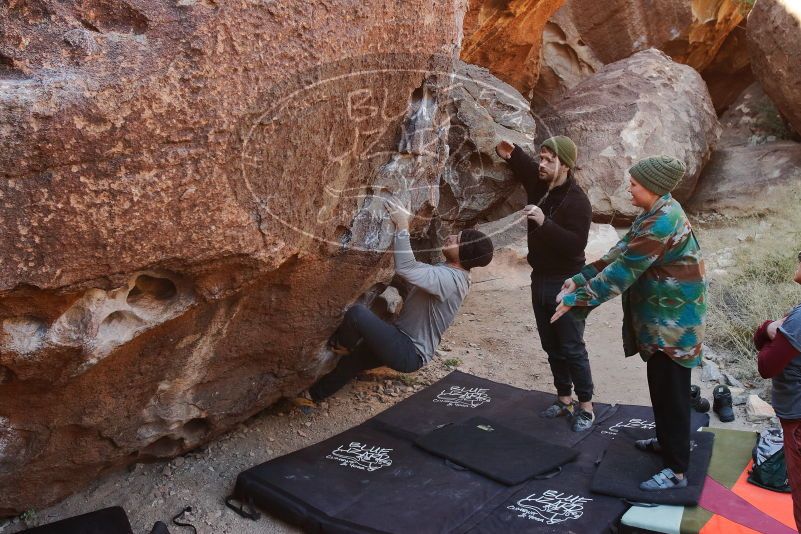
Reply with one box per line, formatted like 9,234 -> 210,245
639,468 -> 688,491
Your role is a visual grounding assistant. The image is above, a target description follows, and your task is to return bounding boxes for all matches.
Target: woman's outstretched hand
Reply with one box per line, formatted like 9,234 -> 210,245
551,301 -> 573,323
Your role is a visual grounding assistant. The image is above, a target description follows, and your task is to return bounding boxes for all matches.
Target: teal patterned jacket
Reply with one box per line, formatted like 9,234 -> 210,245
562,194 -> 707,368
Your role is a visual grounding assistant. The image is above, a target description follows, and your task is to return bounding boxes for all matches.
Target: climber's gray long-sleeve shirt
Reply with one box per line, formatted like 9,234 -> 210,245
392,230 -> 471,364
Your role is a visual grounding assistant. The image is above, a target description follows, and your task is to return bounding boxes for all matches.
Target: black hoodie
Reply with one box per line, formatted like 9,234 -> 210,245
507,145 -> 593,278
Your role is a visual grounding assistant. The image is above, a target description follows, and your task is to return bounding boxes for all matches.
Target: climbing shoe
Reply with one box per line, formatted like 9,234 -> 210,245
713,384 -> 735,422
639,468 -> 688,491
570,407 -> 595,432
327,333 -> 350,356
690,384 -> 710,413
540,399 -> 576,418
291,391 -> 317,415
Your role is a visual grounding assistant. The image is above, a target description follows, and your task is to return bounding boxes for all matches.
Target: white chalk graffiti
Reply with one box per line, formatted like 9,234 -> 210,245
326,442 -> 393,472
433,386 -> 491,408
507,490 -> 592,524
601,418 -> 656,436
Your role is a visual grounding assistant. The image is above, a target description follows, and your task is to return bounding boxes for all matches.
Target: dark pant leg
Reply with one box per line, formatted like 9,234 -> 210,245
331,303 -> 370,350
309,344 -> 381,401
780,418 -> 801,532
647,351 -> 691,473
310,305 -> 422,401
532,278 -> 572,398
550,299 -> 593,402
337,304 -> 422,372
531,276 -> 594,402
646,354 -> 669,463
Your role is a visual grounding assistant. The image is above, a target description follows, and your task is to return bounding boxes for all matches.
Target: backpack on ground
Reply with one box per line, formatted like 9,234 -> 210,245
748,427 -> 792,493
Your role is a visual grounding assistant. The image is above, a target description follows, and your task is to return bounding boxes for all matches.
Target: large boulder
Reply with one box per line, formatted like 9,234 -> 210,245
0,0 -> 476,515
687,142 -> 801,217
747,0 -> 801,135
527,0 -> 745,108
537,49 -> 720,222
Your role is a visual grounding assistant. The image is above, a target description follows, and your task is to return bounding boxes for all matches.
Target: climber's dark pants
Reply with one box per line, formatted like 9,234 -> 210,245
309,305 -> 423,401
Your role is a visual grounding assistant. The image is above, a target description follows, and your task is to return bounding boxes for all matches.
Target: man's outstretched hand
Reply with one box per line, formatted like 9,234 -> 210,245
556,278 -> 577,304
495,140 -> 514,160
384,198 -> 411,231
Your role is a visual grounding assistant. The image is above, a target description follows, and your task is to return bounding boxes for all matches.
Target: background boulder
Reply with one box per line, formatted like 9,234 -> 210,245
536,49 -> 720,222
747,0 -> 801,136
462,0 -> 748,111
688,142 -> 801,217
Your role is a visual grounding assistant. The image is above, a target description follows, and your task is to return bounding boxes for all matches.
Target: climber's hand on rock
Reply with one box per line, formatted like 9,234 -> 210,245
385,199 -> 410,231
495,140 -> 514,160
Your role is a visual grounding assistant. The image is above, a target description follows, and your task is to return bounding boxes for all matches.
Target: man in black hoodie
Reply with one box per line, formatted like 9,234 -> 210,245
496,136 -> 595,431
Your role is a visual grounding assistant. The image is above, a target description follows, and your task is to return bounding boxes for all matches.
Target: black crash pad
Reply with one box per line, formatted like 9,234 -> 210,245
414,417 -> 578,485
373,371 -> 615,449
231,418 -> 515,533
590,430 -> 715,506
461,461 -> 629,533
17,507 -> 134,534
229,371 -> 709,533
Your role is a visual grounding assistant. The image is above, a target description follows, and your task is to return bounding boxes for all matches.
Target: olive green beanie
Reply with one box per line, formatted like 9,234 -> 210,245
540,136 -> 577,169
629,155 -> 687,196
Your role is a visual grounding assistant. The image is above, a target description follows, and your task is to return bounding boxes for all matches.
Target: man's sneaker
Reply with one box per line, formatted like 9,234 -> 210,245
571,408 -> 595,432
639,468 -> 688,491
540,399 -> 576,418
712,384 -> 735,422
690,384 -> 710,413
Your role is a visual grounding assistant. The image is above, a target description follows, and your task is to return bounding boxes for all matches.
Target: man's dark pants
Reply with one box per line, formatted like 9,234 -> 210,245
647,350 -> 691,473
309,304 -> 423,402
531,275 -> 594,403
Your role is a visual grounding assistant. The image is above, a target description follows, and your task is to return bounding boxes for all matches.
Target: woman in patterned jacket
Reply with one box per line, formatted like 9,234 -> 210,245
552,155 -> 706,491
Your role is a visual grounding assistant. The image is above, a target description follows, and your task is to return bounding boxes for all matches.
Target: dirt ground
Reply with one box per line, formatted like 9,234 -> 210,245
1,221 -> 772,534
